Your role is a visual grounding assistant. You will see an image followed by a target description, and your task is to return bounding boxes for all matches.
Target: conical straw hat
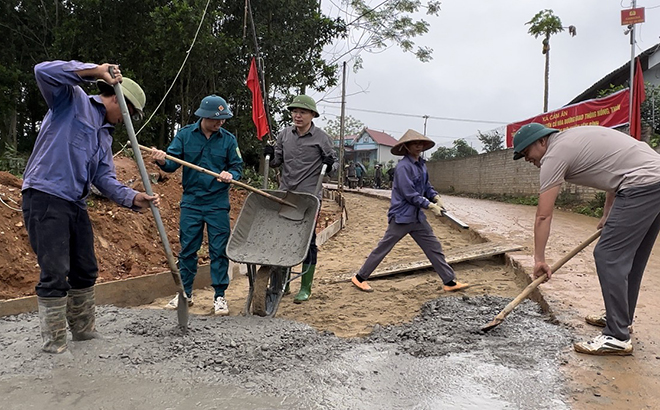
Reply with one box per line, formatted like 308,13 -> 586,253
390,129 -> 435,156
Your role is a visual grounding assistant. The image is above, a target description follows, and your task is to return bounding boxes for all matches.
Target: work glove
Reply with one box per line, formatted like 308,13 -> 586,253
263,145 -> 275,158
427,203 -> 444,218
322,156 -> 335,168
432,195 -> 445,210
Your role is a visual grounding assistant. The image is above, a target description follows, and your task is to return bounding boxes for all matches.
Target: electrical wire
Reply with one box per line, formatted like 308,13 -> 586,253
317,103 -> 508,125
113,0 -> 212,157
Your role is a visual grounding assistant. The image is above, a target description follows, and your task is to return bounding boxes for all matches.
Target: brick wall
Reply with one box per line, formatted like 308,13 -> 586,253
426,148 -> 598,200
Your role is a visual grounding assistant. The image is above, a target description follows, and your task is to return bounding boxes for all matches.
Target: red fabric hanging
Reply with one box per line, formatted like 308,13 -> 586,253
630,57 -> 646,140
246,58 -> 270,140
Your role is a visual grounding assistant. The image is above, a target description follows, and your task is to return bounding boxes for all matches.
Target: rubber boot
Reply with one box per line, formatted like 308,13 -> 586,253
37,296 -> 68,354
294,264 -> 315,304
66,287 -> 101,341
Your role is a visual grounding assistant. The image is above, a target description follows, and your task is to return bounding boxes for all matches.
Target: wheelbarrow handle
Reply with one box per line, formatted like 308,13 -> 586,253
315,164 -> 328,197
134,144 -> 297,209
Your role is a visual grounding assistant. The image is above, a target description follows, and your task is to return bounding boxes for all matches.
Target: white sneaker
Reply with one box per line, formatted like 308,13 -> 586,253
165,293 -> 193,309
574,334 -> 633,356
585,312 -> 634,333
214,296 -> 229,316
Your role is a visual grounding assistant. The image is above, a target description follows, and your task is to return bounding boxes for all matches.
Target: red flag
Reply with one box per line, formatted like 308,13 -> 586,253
246,58 -> 270,140
630,57 -> 646,140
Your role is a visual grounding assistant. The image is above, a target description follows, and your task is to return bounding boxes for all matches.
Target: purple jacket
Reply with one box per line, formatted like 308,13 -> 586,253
388,155 -> 438,224
22,60 -> 138,209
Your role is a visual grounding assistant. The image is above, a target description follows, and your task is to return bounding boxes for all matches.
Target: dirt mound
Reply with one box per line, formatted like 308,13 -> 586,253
0,157 -> 252,299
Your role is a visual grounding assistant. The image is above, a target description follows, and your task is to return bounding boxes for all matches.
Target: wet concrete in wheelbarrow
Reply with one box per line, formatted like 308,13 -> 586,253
0,295 -> 572,410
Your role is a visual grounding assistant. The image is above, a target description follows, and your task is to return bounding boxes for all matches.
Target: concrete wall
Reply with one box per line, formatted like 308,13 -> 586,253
426,148 -> 598,200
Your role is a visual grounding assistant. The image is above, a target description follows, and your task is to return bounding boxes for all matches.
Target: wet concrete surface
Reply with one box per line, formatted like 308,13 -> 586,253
1,295 -> 572,409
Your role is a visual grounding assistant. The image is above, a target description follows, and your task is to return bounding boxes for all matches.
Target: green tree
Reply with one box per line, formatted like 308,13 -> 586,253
453,138 -> 478,158
328,0 -> 442,65
597,83 -> 660,147
429,138 -> 478,160
430,146 -> 454,161
526,9 -> 576,112
477,129 -> 504,153
322,115 -> 365,138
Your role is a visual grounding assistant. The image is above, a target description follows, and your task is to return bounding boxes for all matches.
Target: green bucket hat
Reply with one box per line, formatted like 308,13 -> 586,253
287,95 -> 319,117
512,123 -> 558,160
97,77 -> 146,120
195,95 -> 233,119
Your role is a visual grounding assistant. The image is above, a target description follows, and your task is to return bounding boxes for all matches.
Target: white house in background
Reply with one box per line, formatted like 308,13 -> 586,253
334,128 -> 399,167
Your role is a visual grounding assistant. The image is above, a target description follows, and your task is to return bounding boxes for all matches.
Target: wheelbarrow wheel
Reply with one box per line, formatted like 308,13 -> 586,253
252,266 -> 288,317
252,266 -> 271,316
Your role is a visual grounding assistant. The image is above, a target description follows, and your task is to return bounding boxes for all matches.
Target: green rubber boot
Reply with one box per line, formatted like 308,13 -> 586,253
294,264 -> 315,303
37,296 -> 68,354
66,287 -> 101,341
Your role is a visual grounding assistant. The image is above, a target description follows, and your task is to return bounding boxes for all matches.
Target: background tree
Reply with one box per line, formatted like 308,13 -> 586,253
477,129 -> 504,153
429,146 -> 454,161
322,115 -> 365,138
526,9 -> 576,113
326,0 -> 442,66
452,138 -> 478,158
597,83 -> 660,147
429,138 -> 478,160
0,0 -> 442,174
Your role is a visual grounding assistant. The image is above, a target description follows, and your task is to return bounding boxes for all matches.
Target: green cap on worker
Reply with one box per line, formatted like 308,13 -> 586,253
287,95 -> 319,117
195,95 -> 233,119
512,123 -> 558,160
97,77 -> 146,120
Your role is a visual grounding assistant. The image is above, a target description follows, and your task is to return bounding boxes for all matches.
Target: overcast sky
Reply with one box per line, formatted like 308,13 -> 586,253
309,0 -> 660,152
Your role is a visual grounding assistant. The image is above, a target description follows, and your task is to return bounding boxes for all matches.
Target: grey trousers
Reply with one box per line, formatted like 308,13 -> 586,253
594,182 -> 660,341
356,218 -> 455,284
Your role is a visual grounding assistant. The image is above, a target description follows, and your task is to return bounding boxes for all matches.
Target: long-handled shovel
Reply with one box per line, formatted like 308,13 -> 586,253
110,69 -> 188,331
133,144 -> 305,219
481,229 -> 602,332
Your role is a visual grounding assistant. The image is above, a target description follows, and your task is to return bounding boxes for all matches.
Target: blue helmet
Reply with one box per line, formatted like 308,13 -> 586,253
195,95 -> 233,119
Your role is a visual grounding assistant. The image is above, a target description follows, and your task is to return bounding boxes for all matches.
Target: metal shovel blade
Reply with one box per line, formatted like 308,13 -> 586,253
278,192 -> 309,221
176,291 -> 189,332
481,318 -> 503,332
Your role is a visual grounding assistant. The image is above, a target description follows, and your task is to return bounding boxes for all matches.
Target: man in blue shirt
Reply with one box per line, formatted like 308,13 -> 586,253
351,129 -> 469,293
151,95 -> 243,316
22,60 -> 158,354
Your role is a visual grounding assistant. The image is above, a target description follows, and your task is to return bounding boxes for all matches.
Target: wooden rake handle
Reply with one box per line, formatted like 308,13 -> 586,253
135,143 -> 296,208
490,229 -> 602,324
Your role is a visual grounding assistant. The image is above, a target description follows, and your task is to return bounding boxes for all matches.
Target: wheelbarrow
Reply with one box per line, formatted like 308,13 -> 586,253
226,162 -> 326,317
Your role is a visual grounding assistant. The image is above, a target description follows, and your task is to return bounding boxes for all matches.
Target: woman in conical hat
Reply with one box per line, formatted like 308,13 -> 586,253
390,129 -> 435,156
351,129 -> 469,293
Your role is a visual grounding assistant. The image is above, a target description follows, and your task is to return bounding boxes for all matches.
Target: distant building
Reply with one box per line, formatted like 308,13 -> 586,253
567,42 -> 660,104
333,128 -> 399,167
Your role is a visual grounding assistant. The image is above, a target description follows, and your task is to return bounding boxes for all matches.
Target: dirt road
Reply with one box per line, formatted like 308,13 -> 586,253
440,194 -> 660,410
2,190 -> 658,408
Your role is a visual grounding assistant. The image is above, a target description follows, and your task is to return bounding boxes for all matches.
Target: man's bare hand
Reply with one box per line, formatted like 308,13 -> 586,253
150,147 -> 167,165
533,261 -> 552,281
217,171 -> 233,183
133,192 -> 159,210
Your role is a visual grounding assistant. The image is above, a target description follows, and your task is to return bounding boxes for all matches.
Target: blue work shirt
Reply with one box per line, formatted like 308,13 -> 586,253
388,155 -> 438,224
22,60 -> 138,209
158,120 -> 243,209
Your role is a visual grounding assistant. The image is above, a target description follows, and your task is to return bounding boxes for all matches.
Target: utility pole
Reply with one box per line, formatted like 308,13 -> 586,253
628,0 -> 637,127
338,62 -> 347,195
423,115 -> 429,136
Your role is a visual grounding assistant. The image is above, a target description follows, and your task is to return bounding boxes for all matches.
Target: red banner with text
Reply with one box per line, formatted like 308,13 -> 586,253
506,89 -> 630,147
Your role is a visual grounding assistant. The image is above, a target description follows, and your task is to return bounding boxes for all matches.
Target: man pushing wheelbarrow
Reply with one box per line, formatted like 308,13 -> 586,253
262,95 -> 337,303
227,95 -> 336,317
